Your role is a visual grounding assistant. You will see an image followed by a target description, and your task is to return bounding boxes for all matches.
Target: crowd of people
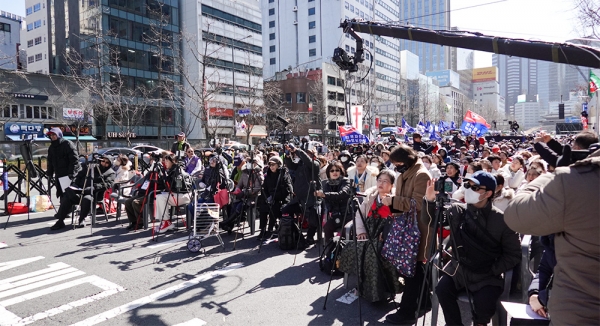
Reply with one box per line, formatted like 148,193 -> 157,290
41,128 -> 599,325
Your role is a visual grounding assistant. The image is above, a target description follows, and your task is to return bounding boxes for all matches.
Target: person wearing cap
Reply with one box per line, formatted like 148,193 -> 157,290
257,155 -> 293,240
419,171 -> 520,326
412,133 -> 428,152
170,132 -> 190,157
46,127 -> 81,199
50,155 -> 115,230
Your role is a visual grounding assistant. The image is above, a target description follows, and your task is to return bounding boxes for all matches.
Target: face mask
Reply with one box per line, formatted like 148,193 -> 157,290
340,156 -> 348,162
464,188 -> 483,204
292,157 -> 300,163
370,162 -> 379,167
423,163 -> 431,169
395,165 -> 408,174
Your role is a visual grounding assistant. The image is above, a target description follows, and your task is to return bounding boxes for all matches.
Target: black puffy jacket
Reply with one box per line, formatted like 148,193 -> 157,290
47,135 -> 81,196
321,177 -> 352,218
258,167 -> 293,213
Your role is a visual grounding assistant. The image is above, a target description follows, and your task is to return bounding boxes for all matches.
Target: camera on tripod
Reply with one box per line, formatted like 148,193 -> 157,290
434,175 -> 453,197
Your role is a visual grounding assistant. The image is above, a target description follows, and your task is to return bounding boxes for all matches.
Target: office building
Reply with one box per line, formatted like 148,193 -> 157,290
493,54 -> 537,116
514,94 -> 540,130
0,11 -> 23,70
182,0 -> 263,140
472,67 -> 503,115
262,0 -> 403,133
398,0 -> 451,73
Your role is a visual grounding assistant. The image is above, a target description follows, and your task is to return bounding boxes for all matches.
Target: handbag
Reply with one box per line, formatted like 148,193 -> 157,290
381,198 -> 420,277
213,186 -> 229,208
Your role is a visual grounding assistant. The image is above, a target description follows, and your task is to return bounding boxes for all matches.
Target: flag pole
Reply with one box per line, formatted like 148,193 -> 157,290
596,93 -> 599,136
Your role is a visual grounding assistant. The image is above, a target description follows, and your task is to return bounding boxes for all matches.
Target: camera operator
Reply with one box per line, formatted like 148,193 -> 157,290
154,154 -> 192,233
222,157 -> 264,232
258,156 -> 293,240
424,171 -> 520,326
504,147 -> 600,325
46,127 -> 81,199
283,146 -> 321,246
50,155 -> 115,230
314,161 -> 351,243
171,132 -> 190,157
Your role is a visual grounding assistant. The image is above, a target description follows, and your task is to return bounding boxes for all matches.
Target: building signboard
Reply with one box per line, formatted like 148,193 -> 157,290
10,93 -> 49,101
5,122 -> 45,137
425,70 -> 460,88
209,108 -> 234,118
44,124 -> 91,136
472,67 -> 497,82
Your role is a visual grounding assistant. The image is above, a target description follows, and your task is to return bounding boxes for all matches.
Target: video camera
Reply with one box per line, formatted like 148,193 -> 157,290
434,175 -> 453,198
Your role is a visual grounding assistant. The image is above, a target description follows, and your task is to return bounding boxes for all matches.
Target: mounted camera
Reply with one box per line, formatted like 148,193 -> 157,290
434,175 -> 453,197
333,22 -> 365,72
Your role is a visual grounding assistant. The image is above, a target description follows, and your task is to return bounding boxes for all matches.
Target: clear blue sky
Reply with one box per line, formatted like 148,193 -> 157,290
1,0 -> 583,68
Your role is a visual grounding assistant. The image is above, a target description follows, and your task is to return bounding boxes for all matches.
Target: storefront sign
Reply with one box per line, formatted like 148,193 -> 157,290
308,129 -> 322,134
209,108 -> 234,118
5,122 -> 44,136
11,93 -> 49,101
63,108 -> 85,120
44,124 -> 91,136
107,132 -> 137,139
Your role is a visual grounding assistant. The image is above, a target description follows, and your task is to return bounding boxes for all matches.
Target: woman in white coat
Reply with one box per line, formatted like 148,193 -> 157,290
113,155 -> 133,196
346,154 -> 378,193
501,156 -> 526,190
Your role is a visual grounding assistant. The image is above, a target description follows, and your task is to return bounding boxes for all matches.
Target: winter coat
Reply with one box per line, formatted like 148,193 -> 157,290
233,168 -> 264,200
426,163 -> 442,179
321,177 -> 352,219
391,159 -> 431,262
199,165 -> 227,197
258,167 -> 293,213
72,163 -> 116,199
114,164 -> 133,196
284,149 -> 321,207
501,165 -> 525,190
354,186 -> 395,236
423,199 -> 521,292
504,149 -> 600,326
184,155 -> 202,175
413,141 -> 428,152
492,187 -> 514,212
47,132 -> 81,196
346,165 -> 378,193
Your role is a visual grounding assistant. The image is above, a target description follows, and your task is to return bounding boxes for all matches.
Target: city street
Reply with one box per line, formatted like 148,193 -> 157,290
0,199 -> 455,326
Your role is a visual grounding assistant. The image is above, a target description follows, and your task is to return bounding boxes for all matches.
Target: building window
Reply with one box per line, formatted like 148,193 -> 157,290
337,79 -> 344,87
269,33 -> 275,40
269,8 -> 275,15
308,21 -> 316,29
345,45 -> 350,51
285,93 -> 292,103
28,56 -> 34,64
27,23 -> 33,31
33,20 -> 42,29
308,8 -> 315,15
26,7 -> 33,15
351,47 -> 355,53
269,20 -> 275,28
270,58 -> 276,65
1,105 -> 20,118
33,3 -> 41,12
35,53 -> 42,61
327,76 -> 335,85
269,45 -> 275,52
269,0 -> 274,2
297,92 -> 306,103
0,23 -> 10,32
309,49 -> 316,57
27,40 -> 33,47
35,37 -> 42,45
309,35 -> 316,43
328,106 -> 337,115
337,93 -> 345,101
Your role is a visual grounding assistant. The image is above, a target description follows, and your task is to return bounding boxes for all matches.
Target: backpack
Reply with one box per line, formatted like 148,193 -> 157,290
319,236 -> 345,276
278,215 -> 306,250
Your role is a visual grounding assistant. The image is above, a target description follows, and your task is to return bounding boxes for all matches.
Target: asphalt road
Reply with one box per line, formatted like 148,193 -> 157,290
0,184 -> 468,326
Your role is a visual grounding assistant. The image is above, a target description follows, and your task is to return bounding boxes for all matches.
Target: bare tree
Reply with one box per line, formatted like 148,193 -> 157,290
574,0 -> 600,38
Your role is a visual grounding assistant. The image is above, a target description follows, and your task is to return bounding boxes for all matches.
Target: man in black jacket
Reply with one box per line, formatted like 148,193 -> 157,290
412,133 -> 428,152
50,155 -> 115,230
283,147 -> 321,246
170,132 -> 191,157
416,171 -> 520,326
258,156 -> 293,239
46,127 -> 81,198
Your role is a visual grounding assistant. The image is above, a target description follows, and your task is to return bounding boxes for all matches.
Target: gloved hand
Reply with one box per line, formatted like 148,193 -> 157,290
267,196 -> 274,205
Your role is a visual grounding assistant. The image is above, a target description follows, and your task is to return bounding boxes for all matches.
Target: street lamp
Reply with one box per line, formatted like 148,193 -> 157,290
232,34 -> 253,139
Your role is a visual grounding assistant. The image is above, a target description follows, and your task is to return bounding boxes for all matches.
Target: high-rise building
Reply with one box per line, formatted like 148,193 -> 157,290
514,94 -> 540,130
398,0 -> 451,73
493,54 -> 537,116
262,0 -> 403,133
0,11 -> 23,70
23,0 -> 184,139
472,67 -> 503,115
181,0 -> 263,140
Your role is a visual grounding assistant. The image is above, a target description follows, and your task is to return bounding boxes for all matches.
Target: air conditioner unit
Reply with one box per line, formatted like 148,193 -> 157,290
293,21 -> 298,25
292,6 -> 298,12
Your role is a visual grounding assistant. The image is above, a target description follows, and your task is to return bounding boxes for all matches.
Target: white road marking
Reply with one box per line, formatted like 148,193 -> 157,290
0,256 -> 44,273
0,266 -> 77,291
0,270 -> 86,299
0,275 -> 125,325
173,318 -> 207,326
147,236 -> 189,249
70,263 -> 244,326
0,243 -> 7,249
0,262 -> 70,285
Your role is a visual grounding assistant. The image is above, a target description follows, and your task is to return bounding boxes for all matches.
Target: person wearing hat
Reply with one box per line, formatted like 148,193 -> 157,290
170,132 -> 190,157
50,155 -> 115,230
257,155 -> 293,240
46,127 -> 81,200
419,171 -> 520,326
230,154 -> 247,186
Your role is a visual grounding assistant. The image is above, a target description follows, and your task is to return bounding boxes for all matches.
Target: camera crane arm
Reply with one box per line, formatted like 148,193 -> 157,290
338,20 -> 600,68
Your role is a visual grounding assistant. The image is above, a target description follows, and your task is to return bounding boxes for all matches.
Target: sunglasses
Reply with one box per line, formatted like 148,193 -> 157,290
464,182 -> 486,192
187,151 -> 194,153
329,169 -> 341,173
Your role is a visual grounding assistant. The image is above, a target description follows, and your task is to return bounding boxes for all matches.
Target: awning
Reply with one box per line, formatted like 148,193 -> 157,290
64,136 -> 97,141
249,125 -> 267,137
5,135 -> 51,141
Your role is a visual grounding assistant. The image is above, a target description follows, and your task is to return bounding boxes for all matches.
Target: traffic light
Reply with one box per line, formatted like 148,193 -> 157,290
558,103 -> 565,119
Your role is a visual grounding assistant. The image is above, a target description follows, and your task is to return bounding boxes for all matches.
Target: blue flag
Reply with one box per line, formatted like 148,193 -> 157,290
404,134 -> 409,142
430,131 -> 441,141
402,117 -> 415,133
460,121 -> 489,136
450,121 -> 456,129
